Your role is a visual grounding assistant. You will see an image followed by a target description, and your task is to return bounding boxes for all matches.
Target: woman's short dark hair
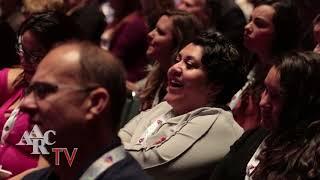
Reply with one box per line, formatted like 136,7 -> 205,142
13,11 -> 82,88
192,31 -> 244,105
18,11 -> 81,51
255,0 -> 300,55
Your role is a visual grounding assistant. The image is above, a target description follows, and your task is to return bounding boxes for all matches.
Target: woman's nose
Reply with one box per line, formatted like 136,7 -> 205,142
244,22 -> 252,34
169,63 -> 182,76
148,29 -> 155,40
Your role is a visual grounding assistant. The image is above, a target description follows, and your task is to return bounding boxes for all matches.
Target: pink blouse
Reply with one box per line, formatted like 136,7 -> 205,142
0,68 -> 38,177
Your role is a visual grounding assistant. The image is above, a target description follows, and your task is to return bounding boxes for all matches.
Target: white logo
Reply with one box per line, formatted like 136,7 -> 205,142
16,125 -> 56,154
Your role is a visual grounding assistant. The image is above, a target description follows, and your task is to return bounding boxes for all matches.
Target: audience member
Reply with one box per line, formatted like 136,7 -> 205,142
0,19 -> 19,69
22,0 -> 64,16
100,0 -> 149,82
293,0 -> 320,50
65,0 -> 106,44
211,51 -> 320,180
176,0 -> 211,27
235,0 -> 254,20
230,0 -> 300,130
313,14 -> 320,53
119,31 -> 244,180
140,0 -> 175,29
177,0 -> 246,50
20,41 -> 151,180
139,10 -> 202,111
0,0 -> 25,31
0,11 -> 79,177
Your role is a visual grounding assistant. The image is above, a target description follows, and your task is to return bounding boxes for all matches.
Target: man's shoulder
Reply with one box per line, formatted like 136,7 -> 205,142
98,153 -> 152,180
23,167 -> 54,180
22,154 -> 152,180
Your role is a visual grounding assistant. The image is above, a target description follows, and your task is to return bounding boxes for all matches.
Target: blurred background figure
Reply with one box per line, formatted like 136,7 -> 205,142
0,19 -> 19,69
0,0 -> 24,31
64,0 -> 105,44
235,0 -> 253,20
176,0 -> 211,27
100,0 -> 115,24
313,14 -> 320,53
176,0 -> 246,51
140,0 -> 175,29
100,0 -> 149,82
174,0 -> 181,6
293,0 -> 320,51
22,0 -> 64,16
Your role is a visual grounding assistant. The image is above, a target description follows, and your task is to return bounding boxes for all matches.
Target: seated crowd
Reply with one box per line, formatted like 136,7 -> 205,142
0,0 -> 320,179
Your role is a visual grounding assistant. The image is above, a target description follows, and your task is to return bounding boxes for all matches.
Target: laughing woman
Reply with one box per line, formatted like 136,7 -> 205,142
139,10 -> 202,111
119,31 -> 244,180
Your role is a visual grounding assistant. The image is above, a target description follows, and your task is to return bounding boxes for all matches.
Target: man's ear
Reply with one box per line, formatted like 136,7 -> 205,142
84,88 -> 109,121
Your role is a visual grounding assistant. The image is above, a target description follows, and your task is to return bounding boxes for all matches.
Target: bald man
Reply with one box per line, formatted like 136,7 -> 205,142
20,41 -> 150,180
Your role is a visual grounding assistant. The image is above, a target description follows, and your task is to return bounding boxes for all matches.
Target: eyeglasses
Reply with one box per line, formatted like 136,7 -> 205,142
16,36 -> 46,64
25,82 -> 100,99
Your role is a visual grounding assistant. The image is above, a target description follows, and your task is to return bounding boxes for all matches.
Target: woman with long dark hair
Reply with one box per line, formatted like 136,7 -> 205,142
211,51 -> 320,180
230,0 -> 300,130
252,51 -> 320,179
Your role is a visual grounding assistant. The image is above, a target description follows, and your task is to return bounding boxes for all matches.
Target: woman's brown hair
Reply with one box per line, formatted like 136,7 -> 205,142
139,10 -> 202,110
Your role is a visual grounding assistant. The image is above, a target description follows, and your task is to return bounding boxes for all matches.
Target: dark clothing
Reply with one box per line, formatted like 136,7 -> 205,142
0,19 -> 19,68
109,12 -> 149,82
214,0 -> 246,51
23,138 -> 151,180
210,128 -> 268,180
70,2 -> 106,44
23,154 -> 151,180
216,7 -> 246,49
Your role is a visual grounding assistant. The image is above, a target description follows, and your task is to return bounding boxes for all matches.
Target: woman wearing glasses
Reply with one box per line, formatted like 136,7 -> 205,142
0,11 -> 80,177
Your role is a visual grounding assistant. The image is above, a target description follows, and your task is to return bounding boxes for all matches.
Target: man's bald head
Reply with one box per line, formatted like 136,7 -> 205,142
37,41 -> 127,130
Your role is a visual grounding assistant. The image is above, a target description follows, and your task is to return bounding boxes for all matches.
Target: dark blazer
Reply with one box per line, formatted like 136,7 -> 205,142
23,153 -> 151,180
210,127 -> 269,180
